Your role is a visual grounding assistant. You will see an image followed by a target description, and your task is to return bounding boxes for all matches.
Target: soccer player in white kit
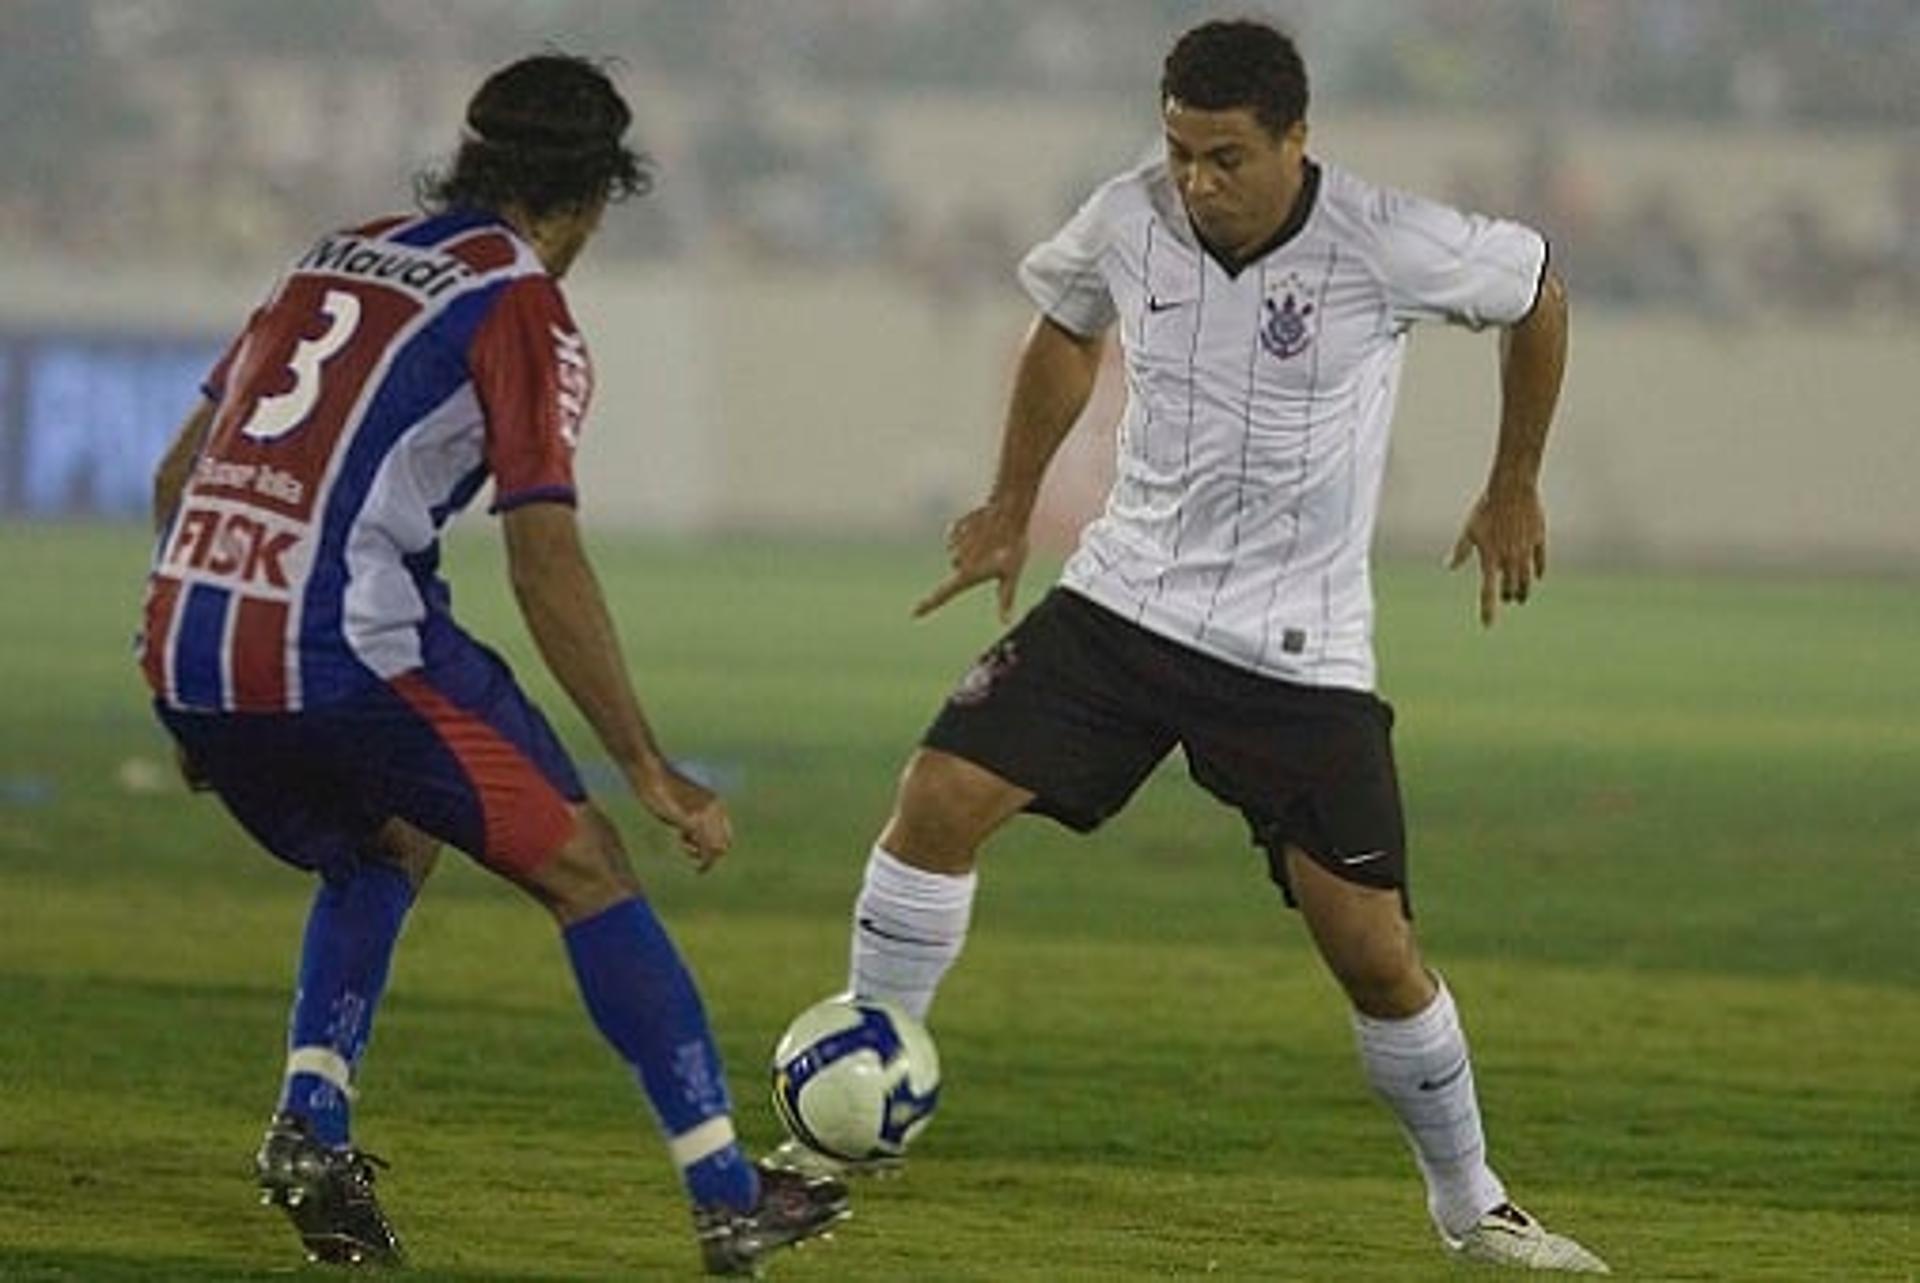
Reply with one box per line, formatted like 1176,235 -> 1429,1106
831,19 -> 1608,1273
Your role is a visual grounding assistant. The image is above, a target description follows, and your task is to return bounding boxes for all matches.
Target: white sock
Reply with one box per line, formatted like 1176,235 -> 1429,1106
1353,980 -> 1508,1237
848,846 -> 976,1022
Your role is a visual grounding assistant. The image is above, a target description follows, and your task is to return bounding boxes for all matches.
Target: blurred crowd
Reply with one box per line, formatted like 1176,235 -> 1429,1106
4,0 -> 1918,318
1452,134 -> 1920,318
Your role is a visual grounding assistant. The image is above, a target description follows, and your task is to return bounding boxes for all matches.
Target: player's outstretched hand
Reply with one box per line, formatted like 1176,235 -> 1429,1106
913,500 -> 1030,623
1448,485 -> 1547,628
630,761 -> 733,872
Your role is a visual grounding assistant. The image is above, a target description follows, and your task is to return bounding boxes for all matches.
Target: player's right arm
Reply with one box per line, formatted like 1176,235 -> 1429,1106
915,316 -> 1106,621
151,399 -> 215,534
502,501 -> 732,870
156,310 -> 262,534
152,397 -> 220,792
916,178 -> 1119,622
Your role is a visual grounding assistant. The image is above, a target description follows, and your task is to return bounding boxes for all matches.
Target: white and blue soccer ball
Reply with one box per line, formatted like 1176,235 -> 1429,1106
770,996 -> 941,1164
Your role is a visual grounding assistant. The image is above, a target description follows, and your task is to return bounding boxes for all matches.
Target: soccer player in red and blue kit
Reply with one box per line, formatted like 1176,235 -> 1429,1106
138,54 -> 845,1276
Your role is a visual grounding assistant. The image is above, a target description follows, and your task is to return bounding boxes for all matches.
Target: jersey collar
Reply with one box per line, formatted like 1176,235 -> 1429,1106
1194,159 -> 1322,279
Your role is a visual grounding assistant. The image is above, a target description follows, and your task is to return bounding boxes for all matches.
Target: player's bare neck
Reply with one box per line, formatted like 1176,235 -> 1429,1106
500,204 -> 585,278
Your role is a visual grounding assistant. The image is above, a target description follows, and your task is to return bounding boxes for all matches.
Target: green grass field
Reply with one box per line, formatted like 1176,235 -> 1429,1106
1,523 -> 1915,1281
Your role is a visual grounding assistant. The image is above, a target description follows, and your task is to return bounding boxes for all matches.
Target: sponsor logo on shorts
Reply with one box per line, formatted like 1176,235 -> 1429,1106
949,640 -> 1017,708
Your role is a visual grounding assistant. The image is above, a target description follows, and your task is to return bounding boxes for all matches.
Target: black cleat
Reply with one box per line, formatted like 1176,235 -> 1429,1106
695,1159 -> 851,1277
254,1112 -> 404,1267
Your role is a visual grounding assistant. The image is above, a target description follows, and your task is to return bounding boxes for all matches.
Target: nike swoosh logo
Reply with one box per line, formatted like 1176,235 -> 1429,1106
1146,296 -> 1185,313
1417,1059 -> 1469,1092
1338,849 -> 1388,866
1477,1223 -> 1527,1241
857,916 -> 944,948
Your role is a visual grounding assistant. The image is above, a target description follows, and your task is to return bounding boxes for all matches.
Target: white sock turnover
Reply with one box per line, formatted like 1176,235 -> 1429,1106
1352,980 -> 1508,1237
847,846 -> 976,1023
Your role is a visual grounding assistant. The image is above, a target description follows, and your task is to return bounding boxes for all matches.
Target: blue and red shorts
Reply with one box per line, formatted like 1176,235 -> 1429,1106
158,636 -> 585,882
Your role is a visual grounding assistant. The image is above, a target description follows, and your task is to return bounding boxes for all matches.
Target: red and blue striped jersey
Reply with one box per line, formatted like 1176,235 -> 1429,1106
139,208 -> 592,712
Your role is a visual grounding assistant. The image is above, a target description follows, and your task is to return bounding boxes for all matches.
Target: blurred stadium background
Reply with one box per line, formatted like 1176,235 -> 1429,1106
2,3 -> 1916,1280
3,0 -> 1917,566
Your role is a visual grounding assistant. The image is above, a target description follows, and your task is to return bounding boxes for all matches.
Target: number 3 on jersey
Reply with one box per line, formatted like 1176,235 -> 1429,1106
239,289 -> 363,442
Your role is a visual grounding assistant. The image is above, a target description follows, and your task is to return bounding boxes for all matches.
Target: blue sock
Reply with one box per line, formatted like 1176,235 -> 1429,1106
277,860 -> 416,1147
563,898 -> 758,1212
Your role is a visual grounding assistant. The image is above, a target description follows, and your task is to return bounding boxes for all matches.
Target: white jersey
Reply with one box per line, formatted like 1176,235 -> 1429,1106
1020,158 -> 1547,691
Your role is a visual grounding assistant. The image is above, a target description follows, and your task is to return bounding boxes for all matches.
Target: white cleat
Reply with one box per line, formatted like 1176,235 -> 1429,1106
1444,1203 -> 1610,1273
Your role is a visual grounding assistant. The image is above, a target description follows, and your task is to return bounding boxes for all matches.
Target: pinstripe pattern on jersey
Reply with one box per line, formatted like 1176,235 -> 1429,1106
1026,159 -> 1545,692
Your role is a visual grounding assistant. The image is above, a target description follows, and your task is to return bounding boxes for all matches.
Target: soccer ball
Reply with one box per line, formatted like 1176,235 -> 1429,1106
770,996 -> 941,1164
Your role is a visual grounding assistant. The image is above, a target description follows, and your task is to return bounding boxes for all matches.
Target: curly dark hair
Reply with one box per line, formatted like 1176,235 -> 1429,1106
417,53 -> 652,218
1161,20 -> 1309,137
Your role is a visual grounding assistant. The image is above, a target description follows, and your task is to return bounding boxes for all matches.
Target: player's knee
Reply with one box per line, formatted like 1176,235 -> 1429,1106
881,750 -> 1025,872
1331,936 -> 1431,1019
513,804 -> 642,926
371,819 -> 441,891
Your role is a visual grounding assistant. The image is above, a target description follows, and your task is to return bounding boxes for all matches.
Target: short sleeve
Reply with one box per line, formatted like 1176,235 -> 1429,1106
469,276 -> 591,513
1375,188 -> 1548,331
1017,186 -> 1119,337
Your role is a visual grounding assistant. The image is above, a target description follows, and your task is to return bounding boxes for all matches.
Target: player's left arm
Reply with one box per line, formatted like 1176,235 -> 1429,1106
474,276 -> 731,869
151,399 -> 215,534
1448,265 -> 1569,627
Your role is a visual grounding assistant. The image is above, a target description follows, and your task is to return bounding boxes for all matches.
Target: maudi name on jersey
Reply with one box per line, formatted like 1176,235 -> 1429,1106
293,234 -> 475,299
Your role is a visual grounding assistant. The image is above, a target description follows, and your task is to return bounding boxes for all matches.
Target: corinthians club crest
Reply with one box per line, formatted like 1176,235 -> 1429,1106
1259,287 -> 1315,360
949,640 -> 1017,708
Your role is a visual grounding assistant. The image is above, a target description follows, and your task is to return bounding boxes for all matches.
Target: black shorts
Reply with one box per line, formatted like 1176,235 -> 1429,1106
924,588 -> 1410,912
